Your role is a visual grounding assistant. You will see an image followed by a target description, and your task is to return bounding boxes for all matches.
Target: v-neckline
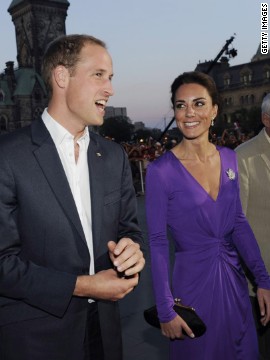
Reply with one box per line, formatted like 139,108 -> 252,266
169,147 -> 223,203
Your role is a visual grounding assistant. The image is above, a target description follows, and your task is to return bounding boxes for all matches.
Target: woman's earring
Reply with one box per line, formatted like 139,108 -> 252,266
211,118 -> 215,126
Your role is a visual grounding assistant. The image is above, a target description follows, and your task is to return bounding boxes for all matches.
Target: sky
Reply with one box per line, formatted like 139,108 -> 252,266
0,0 -> 261,129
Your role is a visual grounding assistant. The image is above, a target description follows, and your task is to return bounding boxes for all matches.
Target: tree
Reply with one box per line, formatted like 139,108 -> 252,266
231,107 -> 262,135
133,128 -> 151,142
149,128 -> 162,140
212,107 -> 263,138
99,116 -> 134,142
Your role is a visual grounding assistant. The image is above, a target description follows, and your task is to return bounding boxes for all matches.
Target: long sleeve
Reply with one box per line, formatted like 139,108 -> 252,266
118,148 -> 143,244
145,162 -> 176,323
236,153 -> 249,215
232,162 -> 270,290
0,145 -> 77,317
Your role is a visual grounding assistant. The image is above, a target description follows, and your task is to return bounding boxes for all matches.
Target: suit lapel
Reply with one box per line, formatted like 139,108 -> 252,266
31,119 -> 86,244
88,133 -> 105,256
258,130 -> 270,171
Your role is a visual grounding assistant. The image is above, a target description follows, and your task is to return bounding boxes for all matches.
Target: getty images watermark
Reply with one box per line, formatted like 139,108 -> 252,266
261,3 -> 268,54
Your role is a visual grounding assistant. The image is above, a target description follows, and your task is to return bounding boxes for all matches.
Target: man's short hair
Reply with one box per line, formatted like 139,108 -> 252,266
42,34 -> 106,98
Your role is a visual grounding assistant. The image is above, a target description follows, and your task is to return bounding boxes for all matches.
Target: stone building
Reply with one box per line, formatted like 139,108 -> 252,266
0,0 -> 70,133
104,106 -> 127,119
196,44 -> 270,132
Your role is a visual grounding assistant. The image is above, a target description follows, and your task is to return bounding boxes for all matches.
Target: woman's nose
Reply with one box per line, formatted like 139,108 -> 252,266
185,105 -> 195,118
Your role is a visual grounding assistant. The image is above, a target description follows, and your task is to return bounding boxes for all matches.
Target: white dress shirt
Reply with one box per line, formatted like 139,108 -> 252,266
42,108 -> 95,277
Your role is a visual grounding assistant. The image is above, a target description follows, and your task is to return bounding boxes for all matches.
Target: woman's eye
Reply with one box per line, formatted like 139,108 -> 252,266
175,103 -> 185,109
196,101 -> 205,107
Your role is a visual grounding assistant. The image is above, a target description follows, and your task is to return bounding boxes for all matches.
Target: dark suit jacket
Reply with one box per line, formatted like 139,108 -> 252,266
0,118 -> 143,359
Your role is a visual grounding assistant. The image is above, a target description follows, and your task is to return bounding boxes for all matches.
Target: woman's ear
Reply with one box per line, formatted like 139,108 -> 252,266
212,104 -> 218,119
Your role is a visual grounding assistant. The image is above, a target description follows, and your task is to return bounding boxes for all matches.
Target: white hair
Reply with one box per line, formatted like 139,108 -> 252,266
261,93 -> 270,114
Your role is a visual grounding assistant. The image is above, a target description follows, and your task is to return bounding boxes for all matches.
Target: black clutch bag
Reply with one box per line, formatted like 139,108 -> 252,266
144,298 -> 207,338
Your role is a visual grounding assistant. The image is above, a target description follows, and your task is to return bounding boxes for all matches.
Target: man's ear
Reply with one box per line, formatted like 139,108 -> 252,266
262,113 -> 270,128
53,65 -> 69,89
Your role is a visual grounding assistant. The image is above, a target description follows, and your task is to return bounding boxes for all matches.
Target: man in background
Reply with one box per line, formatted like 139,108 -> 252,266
236,93 -> 270,359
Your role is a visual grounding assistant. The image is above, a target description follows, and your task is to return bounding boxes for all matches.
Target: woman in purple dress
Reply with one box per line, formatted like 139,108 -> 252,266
145,71 -> 270,359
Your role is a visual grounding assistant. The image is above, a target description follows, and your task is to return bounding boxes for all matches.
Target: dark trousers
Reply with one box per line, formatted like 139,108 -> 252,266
84,302 -> 104,360
250,296 -> 270,360
0,302 -> 104,360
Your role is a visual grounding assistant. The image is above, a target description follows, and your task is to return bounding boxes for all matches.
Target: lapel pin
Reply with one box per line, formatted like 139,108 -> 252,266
96,152 -> 102,157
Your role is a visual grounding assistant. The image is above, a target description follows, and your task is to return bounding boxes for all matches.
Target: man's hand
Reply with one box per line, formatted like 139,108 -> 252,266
257,288 -> 270,326
73,269 -> 139,301
107,238 -> 145,277
73,238 -> 145,301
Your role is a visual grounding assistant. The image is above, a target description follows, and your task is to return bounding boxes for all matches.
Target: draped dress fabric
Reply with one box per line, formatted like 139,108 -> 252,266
145,146 -> 270,360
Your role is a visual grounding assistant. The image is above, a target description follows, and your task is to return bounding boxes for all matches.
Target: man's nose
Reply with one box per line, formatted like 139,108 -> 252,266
104,80 -> 114,96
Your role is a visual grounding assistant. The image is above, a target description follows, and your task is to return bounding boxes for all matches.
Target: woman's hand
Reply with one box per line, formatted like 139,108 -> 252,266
257,288 -> 270,326
160,314 -> 195,340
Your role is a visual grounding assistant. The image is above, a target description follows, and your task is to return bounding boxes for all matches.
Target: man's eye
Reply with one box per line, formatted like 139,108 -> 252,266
96,73 -> 102,77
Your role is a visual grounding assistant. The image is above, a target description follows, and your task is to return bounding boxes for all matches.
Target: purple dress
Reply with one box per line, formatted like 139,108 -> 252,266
145,147 -> 270,360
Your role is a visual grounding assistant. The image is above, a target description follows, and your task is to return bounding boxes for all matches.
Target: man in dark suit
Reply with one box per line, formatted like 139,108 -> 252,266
0,34 -> 145,360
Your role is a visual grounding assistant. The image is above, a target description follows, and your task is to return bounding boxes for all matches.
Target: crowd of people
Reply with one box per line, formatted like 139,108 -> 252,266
124,126 -> 257,195
210,127 -> 255,149
0,31 -> 269,360
121,140 -> 176,195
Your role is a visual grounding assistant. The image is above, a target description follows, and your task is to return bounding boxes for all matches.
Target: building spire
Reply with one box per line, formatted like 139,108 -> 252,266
8,0 -> 70,73
251,43 -> 270,62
